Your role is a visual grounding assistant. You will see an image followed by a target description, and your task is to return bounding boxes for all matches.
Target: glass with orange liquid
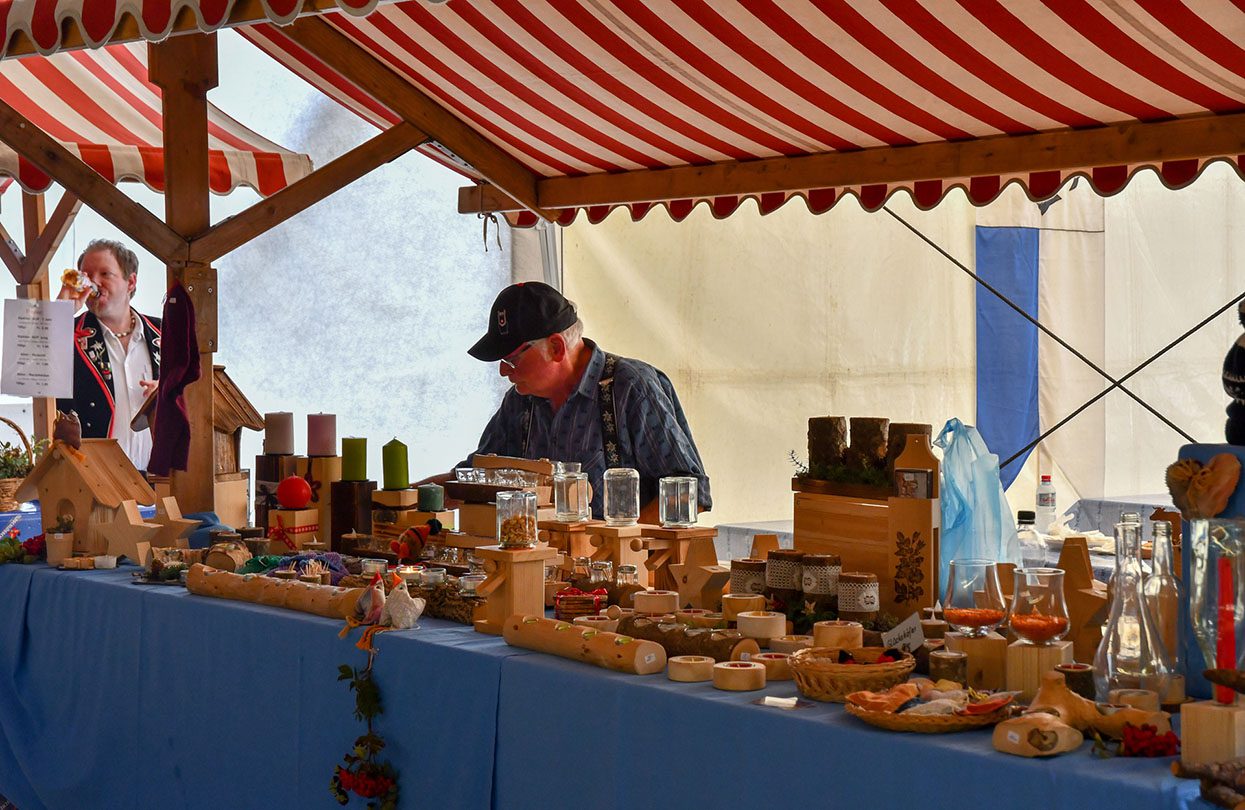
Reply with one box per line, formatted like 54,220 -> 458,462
943,559 -> 1006,638
1006,567 -> 1069,645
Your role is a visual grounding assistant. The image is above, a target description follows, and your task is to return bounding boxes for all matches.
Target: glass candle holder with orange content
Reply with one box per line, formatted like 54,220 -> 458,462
1006,567 -> 1070,645
943,559 -> 1006,638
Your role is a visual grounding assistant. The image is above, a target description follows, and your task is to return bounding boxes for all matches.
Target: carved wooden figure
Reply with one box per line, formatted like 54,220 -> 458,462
667,535 -> 729,610
97,499 -> 161,566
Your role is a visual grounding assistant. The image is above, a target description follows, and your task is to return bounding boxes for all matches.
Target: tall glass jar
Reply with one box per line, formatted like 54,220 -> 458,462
1142,521 -> 1185,701
1189,518 -> 1245,705
553,472 -> 590,522
496,490 -> 538,549
658,476 -> 698,528
1093,520 -> 1172,700
943,559 -> 1005,638
1006,568 -> 1069,645
603,467 -> 640,526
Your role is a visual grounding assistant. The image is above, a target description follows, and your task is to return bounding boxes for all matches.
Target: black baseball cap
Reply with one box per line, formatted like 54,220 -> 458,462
468,282 -> 578,362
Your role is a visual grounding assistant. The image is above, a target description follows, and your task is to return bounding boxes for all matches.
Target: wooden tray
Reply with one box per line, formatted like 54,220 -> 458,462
844,703 -> 1015,733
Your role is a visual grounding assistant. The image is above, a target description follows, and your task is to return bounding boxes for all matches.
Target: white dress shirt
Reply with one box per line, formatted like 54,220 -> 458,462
100,310 -> 153,471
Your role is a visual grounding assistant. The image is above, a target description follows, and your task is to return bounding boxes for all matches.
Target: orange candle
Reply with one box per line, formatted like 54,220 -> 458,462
1010,613 -> 1069,643
944,607 -> 1005,628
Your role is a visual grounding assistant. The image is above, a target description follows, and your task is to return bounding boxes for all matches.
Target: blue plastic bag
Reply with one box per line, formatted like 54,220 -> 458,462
934,418 -> 1021,598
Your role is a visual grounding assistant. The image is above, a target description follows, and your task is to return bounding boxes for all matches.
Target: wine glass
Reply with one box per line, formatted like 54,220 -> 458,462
943,559 -> 1006,638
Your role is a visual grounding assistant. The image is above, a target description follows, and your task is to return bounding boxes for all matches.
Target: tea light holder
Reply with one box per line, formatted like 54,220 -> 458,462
360,558 -> 387,577
422,567 -> 447,586
458,573 -> 487,595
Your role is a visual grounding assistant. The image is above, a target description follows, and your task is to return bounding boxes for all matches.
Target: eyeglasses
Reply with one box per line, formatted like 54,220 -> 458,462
499,342 -> 534,370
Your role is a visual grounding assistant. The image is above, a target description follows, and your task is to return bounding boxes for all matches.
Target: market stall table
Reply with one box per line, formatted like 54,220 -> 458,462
0,564 -> 1207,809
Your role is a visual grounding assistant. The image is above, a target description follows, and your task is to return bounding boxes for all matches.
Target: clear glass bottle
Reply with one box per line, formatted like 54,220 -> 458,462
1016,510 -> 1045,568
553,471 -> 590,522
603,467 -> 640,526
1006,567 -> 1069,645
1107,511 -> 1143,598
1142,520 -> 1185,701
1093,520 -> 1172,700
658,476 -> 698,528
496,490 -> 538,548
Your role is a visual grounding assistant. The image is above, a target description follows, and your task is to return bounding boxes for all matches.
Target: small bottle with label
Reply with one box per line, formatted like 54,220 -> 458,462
1036,474 -> 1057,532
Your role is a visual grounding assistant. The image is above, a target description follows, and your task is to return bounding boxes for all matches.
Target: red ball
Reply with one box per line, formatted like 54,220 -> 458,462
276,475 -> 312,509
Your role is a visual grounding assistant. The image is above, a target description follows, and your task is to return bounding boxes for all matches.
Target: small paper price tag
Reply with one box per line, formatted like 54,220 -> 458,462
881,612 -> 926,652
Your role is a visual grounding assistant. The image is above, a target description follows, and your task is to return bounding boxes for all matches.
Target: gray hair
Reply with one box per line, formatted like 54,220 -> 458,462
77,239 -> 139,279
536,318 -> 584,359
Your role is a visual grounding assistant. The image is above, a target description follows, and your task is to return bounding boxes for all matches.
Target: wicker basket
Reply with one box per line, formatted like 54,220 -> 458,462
788,646 -> 916,703
0,416 -> 34,512
844,702 -> 1016,733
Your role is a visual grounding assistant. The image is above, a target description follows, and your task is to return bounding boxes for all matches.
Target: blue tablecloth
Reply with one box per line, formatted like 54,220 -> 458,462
0,564 -> 1207,810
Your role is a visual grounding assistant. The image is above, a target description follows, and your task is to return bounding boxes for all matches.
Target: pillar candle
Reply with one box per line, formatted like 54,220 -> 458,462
382,438 -> 409,491
263,412 -> 294,455
307,413 -> 337,457
341,438 -> 367,481
417,483 -> 444,511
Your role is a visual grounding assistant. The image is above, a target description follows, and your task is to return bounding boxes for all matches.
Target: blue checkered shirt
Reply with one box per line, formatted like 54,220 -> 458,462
463,340 -> 711,518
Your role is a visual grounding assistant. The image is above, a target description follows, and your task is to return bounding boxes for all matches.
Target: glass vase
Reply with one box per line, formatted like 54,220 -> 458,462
943,559 -> 1005,638
1142,520 -> 1186,702
1093,520 -> 1172,700
1006,567 -> 1069,645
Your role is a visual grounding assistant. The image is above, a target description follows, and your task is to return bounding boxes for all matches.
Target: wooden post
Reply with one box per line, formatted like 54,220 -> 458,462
20,193 -> 53,442
150,34 -> 218,512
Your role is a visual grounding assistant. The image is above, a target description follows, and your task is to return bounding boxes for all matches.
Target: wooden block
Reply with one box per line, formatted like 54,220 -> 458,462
473,544 -> 558,635
372,488 -> 419,508
213,472 -> 249,529
391,509 -> 456,531
459,503 -> 497,538
267,508 -> 318,553
1006,640 -> 1073,701
1181,699 -> 1245,767
750,533 -> 781,559
330,480 -> 374,553
296,455 -> 341,537
644,525 -> 717,542
470,453 -> 554,476
945,631 -> 1008,691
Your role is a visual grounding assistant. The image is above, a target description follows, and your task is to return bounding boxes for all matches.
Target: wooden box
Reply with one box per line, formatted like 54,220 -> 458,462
267,507 -> 319,553
1006,640 -> 1073,701
792,487 -> 940,618
459,503 -> 497,538
1182,699 -> 1245,767
295,455 -> 342,540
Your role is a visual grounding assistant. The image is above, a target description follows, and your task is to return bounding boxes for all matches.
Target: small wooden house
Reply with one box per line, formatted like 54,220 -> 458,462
138,365 -> 262,528
16,438 -> 156,555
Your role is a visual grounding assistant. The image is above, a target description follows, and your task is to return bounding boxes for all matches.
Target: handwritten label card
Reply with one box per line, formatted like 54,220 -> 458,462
881,611 -> 926,652
2,299 -> 73,398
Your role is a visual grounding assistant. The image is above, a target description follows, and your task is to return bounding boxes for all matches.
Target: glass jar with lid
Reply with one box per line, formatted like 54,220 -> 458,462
616,564 -> 640,586
589,560 -> 614,586
603,467 -> 640,526
496,490 -> 538,548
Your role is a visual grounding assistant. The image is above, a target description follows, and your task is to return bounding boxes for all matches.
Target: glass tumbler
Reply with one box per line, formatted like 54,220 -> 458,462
554,472 -> 590,522
658,476 -> 698,528
603,468 -> 640,526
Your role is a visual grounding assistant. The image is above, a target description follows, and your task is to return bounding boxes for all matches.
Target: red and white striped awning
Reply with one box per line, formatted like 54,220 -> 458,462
7,1 -> 1245,222
241,0 -> 1245,225
0,41 -> 311,195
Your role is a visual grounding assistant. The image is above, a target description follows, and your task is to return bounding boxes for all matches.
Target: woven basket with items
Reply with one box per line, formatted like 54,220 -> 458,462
788,646 -> 916,703
0,416 -> 38,512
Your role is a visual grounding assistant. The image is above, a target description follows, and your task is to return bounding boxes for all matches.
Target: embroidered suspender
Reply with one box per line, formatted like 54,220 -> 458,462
518,352 -> 623,466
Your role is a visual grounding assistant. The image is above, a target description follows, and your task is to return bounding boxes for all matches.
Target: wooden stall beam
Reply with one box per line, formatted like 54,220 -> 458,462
0,99 -> 185,262
459,111 -> 1245,213
282,16 -> 554,221
188,121 -> 427,263
24,193 -> 82,284
0,219 -> 24,280
150,33 -> 218,513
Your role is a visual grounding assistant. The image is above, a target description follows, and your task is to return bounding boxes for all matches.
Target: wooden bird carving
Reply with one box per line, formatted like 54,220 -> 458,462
53,410 -> 81,450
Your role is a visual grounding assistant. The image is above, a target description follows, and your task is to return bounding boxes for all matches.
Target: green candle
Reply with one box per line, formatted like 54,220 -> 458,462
417,483 -> 444,511
382,438 -> 409,491
342,437 -> 367,481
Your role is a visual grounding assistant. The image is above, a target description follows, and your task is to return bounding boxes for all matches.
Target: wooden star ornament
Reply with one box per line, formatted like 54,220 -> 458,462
150,496 -> 198,549
98,499 -> 161,567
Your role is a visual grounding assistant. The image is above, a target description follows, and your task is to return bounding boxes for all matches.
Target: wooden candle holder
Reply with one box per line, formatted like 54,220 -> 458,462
588,524 -> 650,585
473,544 -> 558,635
1005,640 -> 1073,701
267,508 -> 318,554
330,480 -> 375,553
296,455 -> 342,546
1181,698 -> 1245,767
945,631 -> 1008,691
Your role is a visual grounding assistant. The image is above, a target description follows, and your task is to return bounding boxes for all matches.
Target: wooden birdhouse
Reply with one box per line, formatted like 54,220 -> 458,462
137,365 -> 262,528
15,438 -> 156,556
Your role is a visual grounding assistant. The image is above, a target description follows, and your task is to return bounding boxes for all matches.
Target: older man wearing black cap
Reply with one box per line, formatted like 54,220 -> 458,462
442,281 -> 711,523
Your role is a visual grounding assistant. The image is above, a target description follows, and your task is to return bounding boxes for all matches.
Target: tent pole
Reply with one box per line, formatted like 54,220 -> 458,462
150,33 -> 218,514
